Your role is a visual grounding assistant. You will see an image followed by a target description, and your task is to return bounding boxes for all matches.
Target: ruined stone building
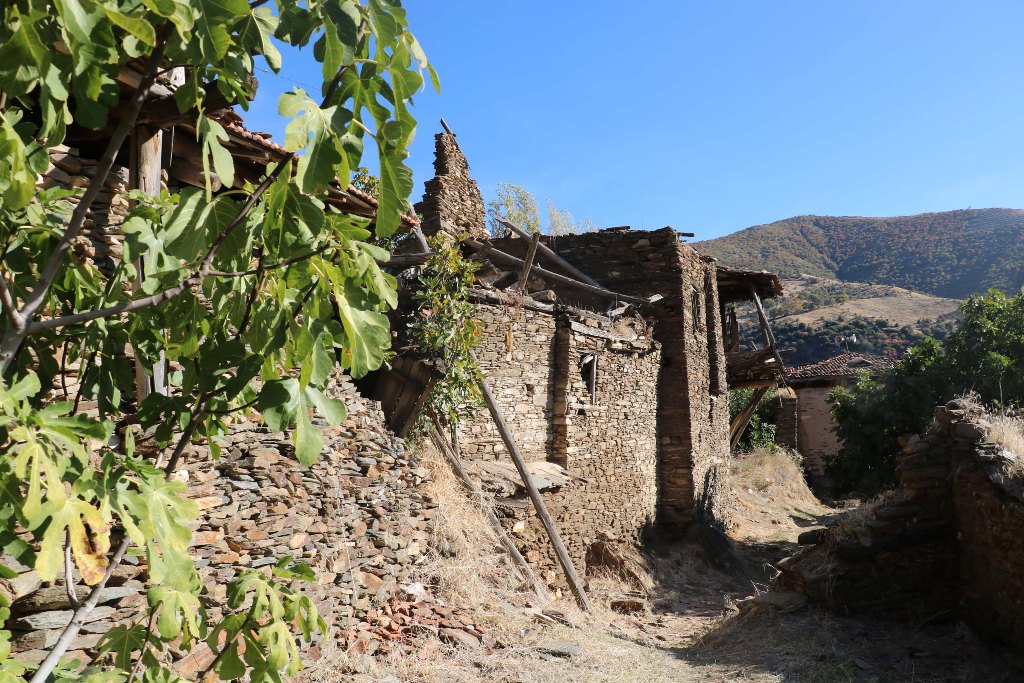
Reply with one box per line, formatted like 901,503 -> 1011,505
375,129 -> 785,584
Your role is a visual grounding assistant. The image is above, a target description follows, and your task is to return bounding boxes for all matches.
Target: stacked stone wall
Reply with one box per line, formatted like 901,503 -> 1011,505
458,303 -> 660,587
778,400 -> 1024,649
7,375 -> 436,666
414,133 -> 487,240
794,383 -> 844,479
489,229 -> 732,531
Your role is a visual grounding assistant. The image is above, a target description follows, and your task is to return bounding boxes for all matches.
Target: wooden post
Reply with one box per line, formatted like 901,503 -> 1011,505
440,118 -> 454,135
464,238 -> 651,306
427,411 -> 549,600
472,360 -> 592,611
412,226 -> 430,252
516,232 -> 541,290
498,219 -> 602,287
129,125 -> 167,400
748,283 -> 786,373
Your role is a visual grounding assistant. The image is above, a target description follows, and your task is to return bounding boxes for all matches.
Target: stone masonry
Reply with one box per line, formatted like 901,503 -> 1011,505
414,132 -> 488,240
7,373 -> 436,668
777,399 -> 1024,649
457,301 -> 660,586
490,228 -> 732,532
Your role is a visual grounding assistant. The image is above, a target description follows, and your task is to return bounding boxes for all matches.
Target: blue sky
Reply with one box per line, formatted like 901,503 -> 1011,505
244,1 -> 1024,239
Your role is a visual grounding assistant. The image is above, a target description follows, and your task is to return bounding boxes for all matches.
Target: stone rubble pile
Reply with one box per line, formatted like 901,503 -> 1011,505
6,374 -> 445,667
347,591 -> 494,655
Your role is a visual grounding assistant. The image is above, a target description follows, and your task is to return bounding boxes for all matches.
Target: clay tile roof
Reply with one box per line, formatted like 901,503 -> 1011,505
211,114 -> 419,228
785,352 -> 897,382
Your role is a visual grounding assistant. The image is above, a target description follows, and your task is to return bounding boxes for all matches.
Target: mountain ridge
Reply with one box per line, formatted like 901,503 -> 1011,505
696,208 -> 1024,298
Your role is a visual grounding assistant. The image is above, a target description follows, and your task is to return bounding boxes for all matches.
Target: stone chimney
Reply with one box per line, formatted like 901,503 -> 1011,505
414,132 -> 488,240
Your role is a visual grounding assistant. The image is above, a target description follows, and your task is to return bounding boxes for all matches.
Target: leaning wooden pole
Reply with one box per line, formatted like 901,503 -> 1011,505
473,363 -> 592,611
427,411 -> 549,600
498,219 -> 603,287
464,238 -> 651,306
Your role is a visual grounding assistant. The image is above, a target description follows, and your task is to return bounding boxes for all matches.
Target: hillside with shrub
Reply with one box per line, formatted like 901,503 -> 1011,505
697,208 -> 1024,298
737,275 -> 960,365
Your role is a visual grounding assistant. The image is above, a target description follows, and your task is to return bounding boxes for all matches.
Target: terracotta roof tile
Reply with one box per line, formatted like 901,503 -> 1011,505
785,352 -> 897,381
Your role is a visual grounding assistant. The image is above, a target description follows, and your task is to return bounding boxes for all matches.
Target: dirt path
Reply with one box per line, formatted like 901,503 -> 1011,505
305,451 -> 1023,682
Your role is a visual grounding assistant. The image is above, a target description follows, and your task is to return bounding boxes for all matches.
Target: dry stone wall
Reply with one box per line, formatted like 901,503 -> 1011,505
414,133 -> 488,240
778,399 -> 1024,648
491,229 -> 732,531
7,374 -> 437,667
458,301 -> 661,587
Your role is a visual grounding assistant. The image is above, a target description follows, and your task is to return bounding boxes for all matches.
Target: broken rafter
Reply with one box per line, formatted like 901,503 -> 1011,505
516,232 -> 541,290
497,219 -> 602,287
729,385 -> 770,450
464,238 -> 654,307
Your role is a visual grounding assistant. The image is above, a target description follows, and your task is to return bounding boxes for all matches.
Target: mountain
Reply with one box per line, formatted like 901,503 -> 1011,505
695,208 -> 1024,299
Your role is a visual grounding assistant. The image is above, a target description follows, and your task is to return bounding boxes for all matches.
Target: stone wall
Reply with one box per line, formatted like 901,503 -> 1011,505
414,133 -> 488,240
457,302 -> 660,586
488,228 -> 732,532
44,146 -> 131,274
777,400 -> 1024,649
6,375 -> 436,667
794,383 -> 844,478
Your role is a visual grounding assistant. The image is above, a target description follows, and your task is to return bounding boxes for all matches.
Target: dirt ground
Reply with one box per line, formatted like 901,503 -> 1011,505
302,449 -> 1024,683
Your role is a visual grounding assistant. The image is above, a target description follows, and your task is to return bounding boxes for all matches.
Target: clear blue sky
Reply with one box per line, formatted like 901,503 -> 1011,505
244,1 -> 1024,239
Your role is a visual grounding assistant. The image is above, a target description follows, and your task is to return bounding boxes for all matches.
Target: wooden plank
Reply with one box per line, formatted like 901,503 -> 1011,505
516,231 -> 542,290
497,219 -> 602,287
473,359 -> 592,611
428,411 -> 549,600
748,283 -> 787,376
464,239 -> 651,306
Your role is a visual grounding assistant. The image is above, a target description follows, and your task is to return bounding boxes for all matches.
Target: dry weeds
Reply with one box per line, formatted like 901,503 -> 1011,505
986,413 -> 1024,477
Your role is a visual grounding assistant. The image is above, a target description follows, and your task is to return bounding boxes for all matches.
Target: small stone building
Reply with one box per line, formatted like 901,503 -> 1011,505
384,129 -> 783,584
786,352 -> 897,479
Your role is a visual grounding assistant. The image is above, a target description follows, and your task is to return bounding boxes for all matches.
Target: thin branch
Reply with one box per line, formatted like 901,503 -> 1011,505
162,392 -> 213,474
198,608 -> 255,678
207,396 -> 259,416
1,25 -> 172,374
127,608 -> 158,683
29,536 -> 131,683
234,246 -> 265,339
64,531 -> 79,609
209,242 -> 333,277
0,273 -> 22,328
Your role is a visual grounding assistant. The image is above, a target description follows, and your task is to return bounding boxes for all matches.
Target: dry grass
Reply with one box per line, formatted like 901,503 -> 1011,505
986,414 -> 1024,477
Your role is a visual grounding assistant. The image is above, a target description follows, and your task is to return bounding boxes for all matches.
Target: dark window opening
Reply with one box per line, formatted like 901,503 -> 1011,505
580,353 -> 598,403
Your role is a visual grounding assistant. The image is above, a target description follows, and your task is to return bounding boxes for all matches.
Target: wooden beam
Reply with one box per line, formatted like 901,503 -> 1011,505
730,385 -> 770,450
516,232 -> 541,290
473,360 -> 592,611
748,283 -> 786,376
464,238 -> 652,306
129,126 -> 167,400
427,411 -> 549,600
380,252 -> 434,269
497,219 -> 602,287
440,118 -> 454,135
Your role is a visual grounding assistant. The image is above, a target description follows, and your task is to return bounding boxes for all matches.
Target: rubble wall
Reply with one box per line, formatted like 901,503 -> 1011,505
458,303 -> 661,588
7,374 -> 436,666
777,400 -> 1024,649
460,303 -> 558,463
414,133 -> 488,240
489,228 -> 732,531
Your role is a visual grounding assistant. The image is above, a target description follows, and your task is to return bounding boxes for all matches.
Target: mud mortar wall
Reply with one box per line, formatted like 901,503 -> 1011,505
778,400 -> 1024,648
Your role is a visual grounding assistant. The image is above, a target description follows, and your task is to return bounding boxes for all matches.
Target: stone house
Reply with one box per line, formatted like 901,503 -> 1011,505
785,351 -> 897,480
374,129 -> 785,585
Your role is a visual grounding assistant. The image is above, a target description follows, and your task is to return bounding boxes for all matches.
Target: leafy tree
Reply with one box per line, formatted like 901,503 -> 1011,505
728,387 -> 779,451
546,199 -> 577,236
352,166 -> 380,199
487,182 -> 540,237
829,289 -> 1024,495
0,0 -> 434,679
